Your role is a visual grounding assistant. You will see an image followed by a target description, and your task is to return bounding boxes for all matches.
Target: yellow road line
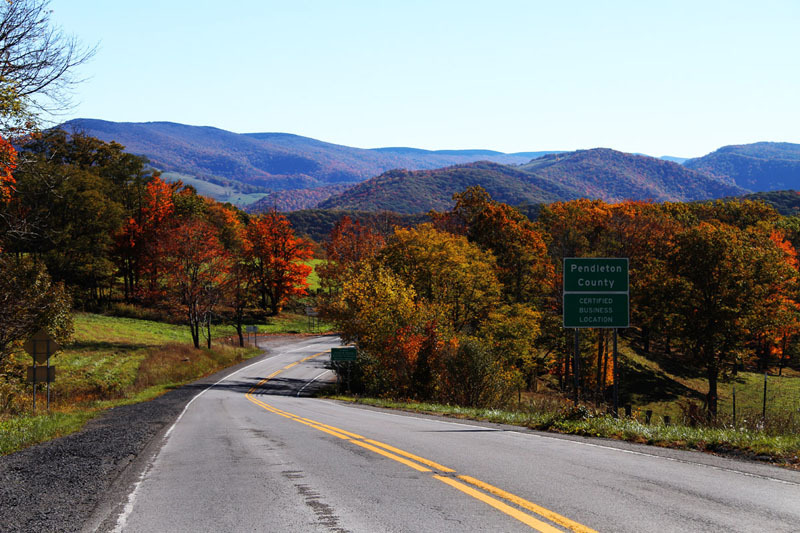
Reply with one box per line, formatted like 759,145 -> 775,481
458,475 -> 598,533
349,440 -> 432,473
299,418 -> 365,440
244,349 -> 595,532
433,475 -> 563,533
364,439 -> 455,473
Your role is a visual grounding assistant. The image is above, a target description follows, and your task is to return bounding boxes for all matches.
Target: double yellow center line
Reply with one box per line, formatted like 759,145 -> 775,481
244,351 -> 597,533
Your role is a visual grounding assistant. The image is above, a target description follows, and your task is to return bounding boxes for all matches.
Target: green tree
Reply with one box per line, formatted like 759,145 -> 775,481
0,254 -> 72,364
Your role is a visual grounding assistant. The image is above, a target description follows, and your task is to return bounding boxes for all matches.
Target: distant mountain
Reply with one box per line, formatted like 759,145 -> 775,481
59,119 -> 549,198
683,142 -> 800,191
319,150 -> 746,214
317,161 -> 575,214
518,148 -> 745,202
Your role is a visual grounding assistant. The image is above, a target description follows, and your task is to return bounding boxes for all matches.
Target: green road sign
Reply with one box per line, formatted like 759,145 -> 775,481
564,258 -> 628,292
563,258 -> 629,329
331,347 -> 357,361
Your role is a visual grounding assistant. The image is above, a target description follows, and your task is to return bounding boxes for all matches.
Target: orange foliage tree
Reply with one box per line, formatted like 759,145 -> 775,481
450,186 -> 554,305
246,211 -> 313,316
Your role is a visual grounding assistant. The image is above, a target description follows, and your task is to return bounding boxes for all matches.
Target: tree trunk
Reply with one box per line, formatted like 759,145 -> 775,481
190,321 -> 200,349
235,307 -> 245,347
706,361 -> 719,419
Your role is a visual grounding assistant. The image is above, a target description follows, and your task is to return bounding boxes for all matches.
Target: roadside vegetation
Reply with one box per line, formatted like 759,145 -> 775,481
332,395 -> 800,466
318,188 -> 800,465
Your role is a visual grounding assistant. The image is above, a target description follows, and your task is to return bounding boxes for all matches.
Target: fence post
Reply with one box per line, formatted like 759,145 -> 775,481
762,372 -> 767,420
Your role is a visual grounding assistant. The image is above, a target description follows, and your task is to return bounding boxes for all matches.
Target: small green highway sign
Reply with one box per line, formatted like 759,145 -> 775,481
563,258 -> 629,329
331,346 -> 357,362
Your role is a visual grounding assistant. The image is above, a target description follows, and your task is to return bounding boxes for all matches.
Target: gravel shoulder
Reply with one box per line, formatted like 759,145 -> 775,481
0,337 -> 300,533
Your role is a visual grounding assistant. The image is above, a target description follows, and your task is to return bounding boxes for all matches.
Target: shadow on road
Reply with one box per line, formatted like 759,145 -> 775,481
181,371 -> 333,398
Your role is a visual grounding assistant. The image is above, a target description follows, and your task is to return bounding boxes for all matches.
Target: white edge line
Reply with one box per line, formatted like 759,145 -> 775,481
297,369 -> 332,397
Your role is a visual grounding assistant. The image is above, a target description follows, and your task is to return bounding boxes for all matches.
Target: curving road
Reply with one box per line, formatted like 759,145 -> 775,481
101,336 -> 800,532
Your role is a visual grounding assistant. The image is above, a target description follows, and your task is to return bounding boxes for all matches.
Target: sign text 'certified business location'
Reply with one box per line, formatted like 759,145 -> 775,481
563,258 -> 629,329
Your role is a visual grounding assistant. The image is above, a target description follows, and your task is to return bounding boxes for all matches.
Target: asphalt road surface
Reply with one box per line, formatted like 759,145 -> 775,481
99,336 -> 800,532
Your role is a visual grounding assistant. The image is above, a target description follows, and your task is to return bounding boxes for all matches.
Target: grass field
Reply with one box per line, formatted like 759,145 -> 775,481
306,259 -> 323,292
161,171 -> 267,206
618,342 -> 800,426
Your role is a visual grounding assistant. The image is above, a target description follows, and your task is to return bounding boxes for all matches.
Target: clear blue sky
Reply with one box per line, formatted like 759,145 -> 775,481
49,0 -> 800,157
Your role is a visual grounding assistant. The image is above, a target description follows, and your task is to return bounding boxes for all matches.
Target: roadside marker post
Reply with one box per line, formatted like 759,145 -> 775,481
246,325 -> 258,346
563,258 -> 629,414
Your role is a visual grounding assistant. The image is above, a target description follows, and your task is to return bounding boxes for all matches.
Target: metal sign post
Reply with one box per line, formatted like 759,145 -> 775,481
24,330 -> 61,412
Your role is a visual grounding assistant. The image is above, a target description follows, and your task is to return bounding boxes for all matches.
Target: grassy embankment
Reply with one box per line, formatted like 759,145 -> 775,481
327,340 -> 800,467
0,307 -> 330,455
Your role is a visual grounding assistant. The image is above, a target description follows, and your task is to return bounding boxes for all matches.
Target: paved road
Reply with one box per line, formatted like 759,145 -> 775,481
105,336 -> 800,532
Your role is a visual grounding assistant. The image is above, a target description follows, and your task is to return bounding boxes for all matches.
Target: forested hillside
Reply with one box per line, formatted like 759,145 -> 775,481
519,148 -> 746,201
319,151 -> 747,214
683,142 -> 800,191
317,162 -> 573,213
248,184 -> 354,212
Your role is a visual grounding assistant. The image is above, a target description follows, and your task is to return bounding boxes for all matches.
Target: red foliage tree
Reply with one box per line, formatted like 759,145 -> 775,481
245,211 -> 313,316
318,215 -> 384,296
115,175 -> 176,301
161,217 -> 231,348
0,135 -> 16,203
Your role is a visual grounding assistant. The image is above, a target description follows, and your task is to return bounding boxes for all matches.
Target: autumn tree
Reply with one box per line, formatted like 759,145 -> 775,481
379,223 -> 502,333
327,263 -> 427,395
478,304 -> 544,392
0,254 -> 72,364
449,187 -> 554,305
161,218 -> 231,349
246,211 -> 312,316
206,201 -> 254,346
318,215 -> 384,295
669,222 -> 798,417
0,136 -> 16,203
120,175 -> 176,302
